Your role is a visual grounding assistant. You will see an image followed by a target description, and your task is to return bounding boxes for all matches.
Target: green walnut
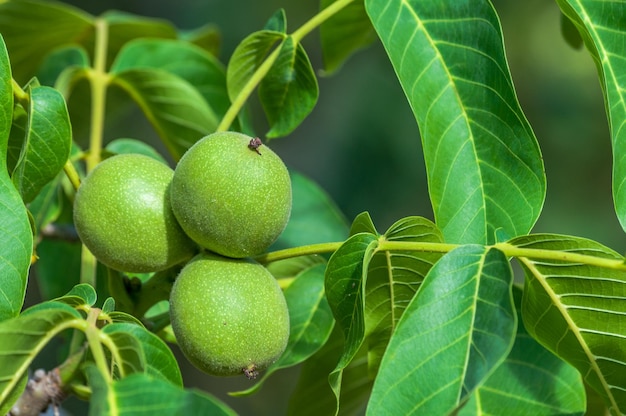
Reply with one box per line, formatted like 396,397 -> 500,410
170,131 -> 291,258
169,253 -> 290,378
73,153 -> 196,272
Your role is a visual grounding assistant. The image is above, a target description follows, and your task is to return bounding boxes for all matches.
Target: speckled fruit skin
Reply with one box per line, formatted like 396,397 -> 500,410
169,253 -> 290,377
170,131 -> 291,258
73,154 -> 196,272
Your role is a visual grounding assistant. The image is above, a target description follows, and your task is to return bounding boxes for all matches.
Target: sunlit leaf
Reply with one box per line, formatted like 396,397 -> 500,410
0,35 -> 32,321
259,36 -> 318,138
555,1 -> 626,236
367,245 -> 516,415
86,367 -> 236,416
52,283 -> 97,309
460,286 -> 586,416
109,68 -> 218,160
319,0 -> 376,74
0,303 -> 83,405
232,264 -> 334,396
511,233 -> 626,414
325,233 -> 378,413
365,0 -> 545,244
12,85 -> 72,203
272,171 -> 349,250
365,216 -> 444,375
226,30 -> 284,103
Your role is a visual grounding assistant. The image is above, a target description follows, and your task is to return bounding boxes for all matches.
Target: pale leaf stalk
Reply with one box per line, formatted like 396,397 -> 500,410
80,18 -> 109,287
257,240 -> 626,272
216,0 -> 355,132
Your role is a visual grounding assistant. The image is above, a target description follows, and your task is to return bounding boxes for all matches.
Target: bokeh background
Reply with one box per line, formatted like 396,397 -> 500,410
31,0 -> 626,414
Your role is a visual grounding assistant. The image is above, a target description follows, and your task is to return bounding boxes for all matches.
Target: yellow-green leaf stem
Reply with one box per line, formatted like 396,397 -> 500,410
85,308 -> 112,383
81,18 -> 110,287
216,0 -> 355,132
258,240 -> 626,272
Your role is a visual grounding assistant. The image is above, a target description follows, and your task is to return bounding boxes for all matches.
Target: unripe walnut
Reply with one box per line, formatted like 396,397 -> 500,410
170,131 -> 291,258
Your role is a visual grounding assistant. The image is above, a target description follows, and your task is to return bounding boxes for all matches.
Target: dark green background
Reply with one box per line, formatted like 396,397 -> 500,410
44,0 -> 626,414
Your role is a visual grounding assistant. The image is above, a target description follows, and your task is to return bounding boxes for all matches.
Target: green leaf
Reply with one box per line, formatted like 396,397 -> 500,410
560,12 -> 583,50
101,323 -> 146,378
365,216 -> 444,375
272,171 -> 349,250
349,211 -> 378,236
367,245 -> 516,415
36,45 -> 89,87
325,233 -> 379,413
12,85 -> 72,203
105,138 -> 167,163
0,303 -> 83,405
511,233 -> 626,414
102,323 -> 182,386
264,9 -> 287,33
319,0 -> 376,74
109,68 -> 218,160
179,24 -> 221,57
365,0 -> 545,245
232,263 -> 334,396
259,36 -> 319,138
287,327 -> 372,416
0,0 -> 93,83
110,38 -> 232,128
96,11 -> 177,70
52,283 -> 97,309
86,367 -> 236,416
0,35 -> 32,322
460,286 -> 586,416
226,30 -> 285,102
555,1 -> 626,235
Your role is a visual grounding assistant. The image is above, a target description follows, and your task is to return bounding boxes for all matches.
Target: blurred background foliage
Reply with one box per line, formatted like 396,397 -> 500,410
27,0 -> 625,414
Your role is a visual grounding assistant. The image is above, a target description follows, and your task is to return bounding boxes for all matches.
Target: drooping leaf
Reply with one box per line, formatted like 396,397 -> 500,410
510,233 -> 626,415
555,1 -> 626,235
0,0 -> 93,83
110,38 -> 233,128
266,255 -> 326,280
365,216 -> 444,375
460,286 -> 586,416
226,30 -> 285,103
109,68 -> 218,160
325,233 -> 379,414
12,85 -> 72,203
319,0 -> 376,74
0,303 -> 83,406
365,0 -> 545,245
259,36 -> 319,138
0,35 -> 32,322
232,263 -> 334,396
102,323 -> 182,386
86,367 -> 236,416
272,171 -> 349,250
367,245 -> 516,415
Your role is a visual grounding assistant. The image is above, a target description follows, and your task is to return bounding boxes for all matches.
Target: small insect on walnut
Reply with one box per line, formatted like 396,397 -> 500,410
248,137 -> 263,155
